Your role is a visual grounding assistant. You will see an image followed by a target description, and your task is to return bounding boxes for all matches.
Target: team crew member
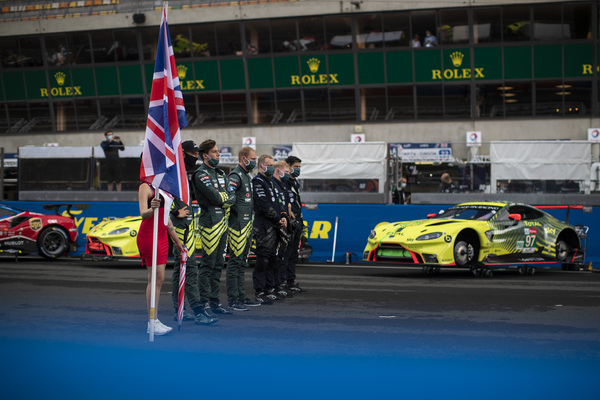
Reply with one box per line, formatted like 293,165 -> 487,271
281,155 -> 306,293
252,155 -> 287,304
191,139 -> 235,317
170,140 -> 217,325
272,160 -> 293,299
226,147 -> 261,310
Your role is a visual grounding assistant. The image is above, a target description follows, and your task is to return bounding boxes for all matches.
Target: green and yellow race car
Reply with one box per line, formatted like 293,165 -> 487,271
363,202 -> 588,276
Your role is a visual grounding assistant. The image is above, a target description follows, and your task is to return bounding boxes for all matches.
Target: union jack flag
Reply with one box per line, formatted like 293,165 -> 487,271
140,7 -> 189,208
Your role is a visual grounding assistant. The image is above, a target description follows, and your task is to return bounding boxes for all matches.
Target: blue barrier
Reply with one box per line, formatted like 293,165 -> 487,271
4,201 -> 598,266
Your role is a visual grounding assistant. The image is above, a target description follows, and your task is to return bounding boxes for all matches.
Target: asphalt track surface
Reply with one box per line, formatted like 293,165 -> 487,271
1,257 -> 599,399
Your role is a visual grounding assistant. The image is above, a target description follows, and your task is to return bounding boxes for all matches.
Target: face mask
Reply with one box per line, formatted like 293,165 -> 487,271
243,157 -> 256,171
282,172 -> 290,182
426,33 -> 431,37
107,134 -> 113,140
400,183 -> 407,189
262,165 -> 274,177
291,168 -> 300,178
184,153 -> 197,170
205,155 -> 219,167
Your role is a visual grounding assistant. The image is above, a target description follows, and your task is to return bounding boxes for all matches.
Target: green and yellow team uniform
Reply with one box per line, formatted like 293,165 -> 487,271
226,165 -> 254,304
192,163 -> 235,303
170,197 -> 203,315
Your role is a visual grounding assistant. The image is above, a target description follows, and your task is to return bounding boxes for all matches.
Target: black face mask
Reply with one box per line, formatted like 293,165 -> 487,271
184,153 -> 198,171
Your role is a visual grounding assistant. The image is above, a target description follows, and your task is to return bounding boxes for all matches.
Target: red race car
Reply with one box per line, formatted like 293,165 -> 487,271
0,203 -> 84,259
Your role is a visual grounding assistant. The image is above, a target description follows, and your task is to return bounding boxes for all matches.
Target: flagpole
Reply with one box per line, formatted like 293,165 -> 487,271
149,186 -> 159,342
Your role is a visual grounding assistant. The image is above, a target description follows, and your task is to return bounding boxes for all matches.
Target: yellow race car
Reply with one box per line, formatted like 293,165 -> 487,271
85,204 -> 202,259
363,202 -> 588,277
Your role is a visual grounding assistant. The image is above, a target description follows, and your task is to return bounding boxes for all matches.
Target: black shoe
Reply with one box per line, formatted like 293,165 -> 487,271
229,300 -> 249,311
267,288 -> 285,300
242,297 -> 261,307
194,312 -> 218,325
287,282 -> 307,293
255,291 -> 274,305
211,302 -> 233,315
202,302 -> 217,318
276,285 -> 293,298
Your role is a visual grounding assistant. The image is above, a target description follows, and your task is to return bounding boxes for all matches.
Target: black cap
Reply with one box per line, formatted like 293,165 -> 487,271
182,140 -> 199,153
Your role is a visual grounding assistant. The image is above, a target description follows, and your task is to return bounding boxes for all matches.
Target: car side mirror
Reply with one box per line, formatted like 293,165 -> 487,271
508,213 -> 522,222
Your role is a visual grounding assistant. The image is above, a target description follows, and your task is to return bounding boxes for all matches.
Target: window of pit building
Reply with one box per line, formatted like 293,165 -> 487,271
245,20 -> 271,56
443,84 -> 471,119
415,84 -> 443,119
438,9 -> 469,46
325,15 -> 353,51
221,92 -> 248,125
503,5 -> 532,42
0,36 -> 20,68
15,36 -> 43,68
295,16 -> 326,52
410,10 -> 438,48
113,29 -> 140,62
472,7 -> 502,44
502,82 -> 533,118
476,84 -> 506,118
361,88 -> 387,121
250,91 -> 277,124
190,23 -> 216,57
215,22 -> 243,56
163,25 -> 194,60
90,30 -> 117,63
196,93 -> 223,125
5,102 -> 28,130
387,86 -> 416,120
532,3 -> 564,42
121,97 -> 147,129
536,80 -> 591,117
302,88 -> 331,123
27,101 -> 53,133
381,11 -> 410,48
562,2 -> 592,40
274,89 -> 302,122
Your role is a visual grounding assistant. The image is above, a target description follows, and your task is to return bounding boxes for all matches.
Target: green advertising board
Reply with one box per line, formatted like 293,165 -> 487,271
385,51 -> 412,84
3,71 -> 25,101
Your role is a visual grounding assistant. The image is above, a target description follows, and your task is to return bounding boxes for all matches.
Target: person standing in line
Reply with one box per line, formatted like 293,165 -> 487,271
100,130 -> 125,191
271,160 -> 293,299
281,155 -> 307,293
137,182 -> 185,336
191,139 -> 235,318
170,140 -> 217,325
226,147 -> 261,311
252,155 -> 287,305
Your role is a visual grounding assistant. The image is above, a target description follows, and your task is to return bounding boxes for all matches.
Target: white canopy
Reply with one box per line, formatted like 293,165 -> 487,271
291,142 -> 387,193
490,141 -> 591,193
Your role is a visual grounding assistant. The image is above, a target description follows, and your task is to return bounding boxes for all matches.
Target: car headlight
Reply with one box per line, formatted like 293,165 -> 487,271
368,230 -> 377,240
108,227 -> 130,235
485,230 -> 494,242
416,232 -> 443,241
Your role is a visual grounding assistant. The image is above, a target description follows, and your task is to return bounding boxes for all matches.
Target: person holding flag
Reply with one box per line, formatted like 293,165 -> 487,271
138,5 -> 189,339
137,182 -> 185,336
192,139 -> 235,318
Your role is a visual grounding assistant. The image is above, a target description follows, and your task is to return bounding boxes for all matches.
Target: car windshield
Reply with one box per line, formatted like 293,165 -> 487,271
432,205 -> 503,221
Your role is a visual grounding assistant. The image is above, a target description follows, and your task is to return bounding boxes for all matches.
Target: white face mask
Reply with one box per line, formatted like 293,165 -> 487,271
107,134 -> 113,140
401,183 -> 407,189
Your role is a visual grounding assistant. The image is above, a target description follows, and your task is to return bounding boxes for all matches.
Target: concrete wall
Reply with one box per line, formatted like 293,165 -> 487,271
3,118 -> 599,162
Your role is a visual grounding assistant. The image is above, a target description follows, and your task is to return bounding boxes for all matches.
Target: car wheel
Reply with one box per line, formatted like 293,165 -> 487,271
454,240 -> 474,266
555,240 -> 569,262
38,227 -> 69,259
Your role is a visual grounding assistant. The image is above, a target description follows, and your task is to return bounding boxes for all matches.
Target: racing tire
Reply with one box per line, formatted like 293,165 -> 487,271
37,227 -> 70,259
454,240 -> 475,266
555,240 -> 569,262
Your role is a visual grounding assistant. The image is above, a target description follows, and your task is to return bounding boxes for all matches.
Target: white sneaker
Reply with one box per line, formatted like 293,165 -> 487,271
147,319 -> 172,335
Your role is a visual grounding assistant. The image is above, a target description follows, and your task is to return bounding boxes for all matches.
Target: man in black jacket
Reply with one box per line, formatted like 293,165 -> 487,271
252,154 -> 287,304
